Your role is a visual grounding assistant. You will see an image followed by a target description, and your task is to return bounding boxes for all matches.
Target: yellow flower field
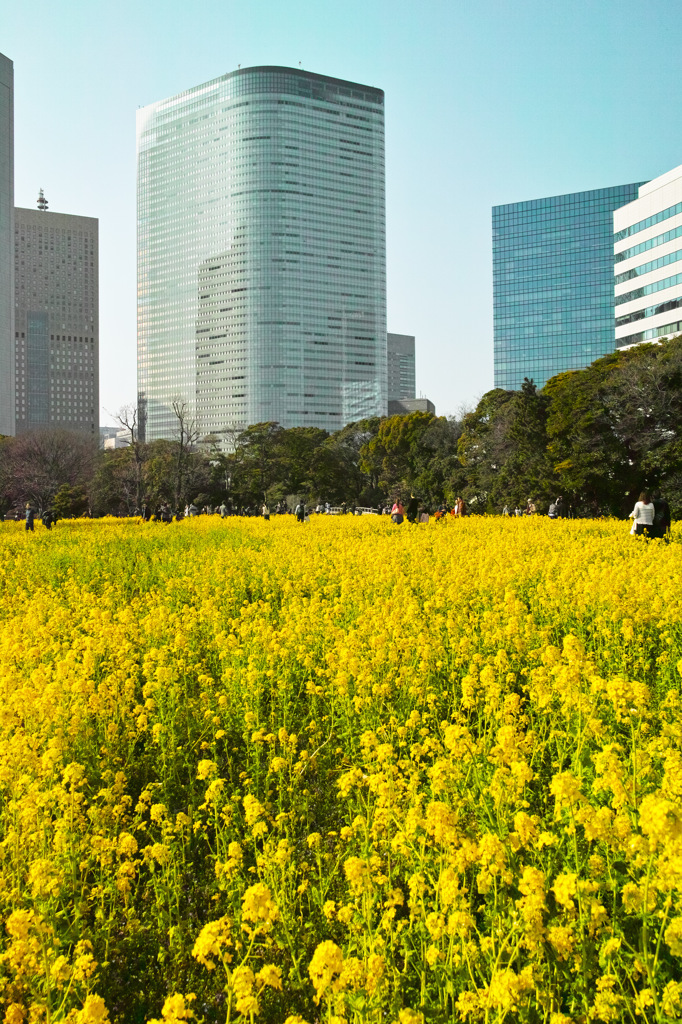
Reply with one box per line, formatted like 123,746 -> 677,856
0,514 -> 681,1024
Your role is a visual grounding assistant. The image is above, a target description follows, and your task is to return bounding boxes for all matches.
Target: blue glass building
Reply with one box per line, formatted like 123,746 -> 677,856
493,184 -> 644,391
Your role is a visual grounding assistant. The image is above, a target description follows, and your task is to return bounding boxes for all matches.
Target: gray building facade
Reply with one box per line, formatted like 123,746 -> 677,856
14,205 -> 99,436
137,66 -> 387,445
387,332 -> 415,402
0,53 -> 14,436
388,397 -> 435,416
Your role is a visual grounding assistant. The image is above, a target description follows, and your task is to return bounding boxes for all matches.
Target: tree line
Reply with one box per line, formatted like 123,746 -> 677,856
1,337 -> 681,519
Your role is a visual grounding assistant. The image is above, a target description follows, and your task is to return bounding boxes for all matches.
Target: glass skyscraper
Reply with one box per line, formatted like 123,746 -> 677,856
137,66 -> 386,444
493,183 -> 644,391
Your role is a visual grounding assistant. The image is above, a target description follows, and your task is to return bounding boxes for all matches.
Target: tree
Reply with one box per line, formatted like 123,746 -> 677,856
601,337 -> 682,513
411,415 -> 467,507
171,400 -> 202,508
360,412 -> 437,498
457,381 -> 552,512
114,404 -> 146,512
53,483 -> 90,519
232,422 -> 284,505
544,355 -> 633,515
457,389 -> 515,510
0,429 -> 97,512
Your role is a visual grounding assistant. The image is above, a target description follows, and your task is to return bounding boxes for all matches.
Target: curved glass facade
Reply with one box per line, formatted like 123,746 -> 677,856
137,66 -> 386,443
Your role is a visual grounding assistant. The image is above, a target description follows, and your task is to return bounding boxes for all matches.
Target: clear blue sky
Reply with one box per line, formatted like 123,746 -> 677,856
3,0 -> 680,425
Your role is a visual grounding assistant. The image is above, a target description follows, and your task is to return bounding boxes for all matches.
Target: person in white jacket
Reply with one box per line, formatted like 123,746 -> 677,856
629,490 -> 655,537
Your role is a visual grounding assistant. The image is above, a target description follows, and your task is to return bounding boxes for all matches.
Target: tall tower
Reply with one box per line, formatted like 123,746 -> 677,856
0,52 -> 14,437
14,197 -> 99,435
137,66 -> 387,445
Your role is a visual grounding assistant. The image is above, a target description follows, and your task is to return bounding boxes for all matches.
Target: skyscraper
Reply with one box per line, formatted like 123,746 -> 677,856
614,166 -> 682,350
137,66 -> 387,445
0,52 -> 14,437
387,333 -> 416,403
493,183 -> 644,391
14,199 -> 99,435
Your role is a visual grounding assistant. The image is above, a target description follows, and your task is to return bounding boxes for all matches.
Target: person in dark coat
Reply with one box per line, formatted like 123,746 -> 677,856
42,509 -> 53,530
652,491 -> 672,540
406,494 -> 419,524
25,503 -> 35,532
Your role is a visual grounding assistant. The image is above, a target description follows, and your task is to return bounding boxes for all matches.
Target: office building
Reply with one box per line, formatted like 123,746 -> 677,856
614,166 -> 682,349
388,397 -> 435,416
103,428 -> 131,450
137,66 -> 387,445
387,332 -> 415,402
14,199 -> 99,435
493,183 -> 644,390
0,53 -> 14,436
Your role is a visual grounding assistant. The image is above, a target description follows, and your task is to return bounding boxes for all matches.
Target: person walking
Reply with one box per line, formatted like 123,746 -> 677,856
42,508 -> 53,530
652,490 -> 671,540
262,502 -> 270,521
295,501 -> 306,523
406,494 -> 419,524
25,503 -> 35,532
629,490 -> 655,537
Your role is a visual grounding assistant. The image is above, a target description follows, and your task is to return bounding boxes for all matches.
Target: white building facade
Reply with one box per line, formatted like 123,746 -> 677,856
614,166 -> 682,349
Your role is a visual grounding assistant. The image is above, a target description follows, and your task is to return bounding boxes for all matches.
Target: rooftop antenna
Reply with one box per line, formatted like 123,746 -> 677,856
37,188 -> 48,212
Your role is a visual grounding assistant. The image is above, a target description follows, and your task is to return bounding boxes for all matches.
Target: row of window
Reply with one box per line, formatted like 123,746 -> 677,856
615,247 -> 682,285
615,201 -> 682,242
617,320 -> 682,347
614,223 -> 682,264
615,271 -> 682,306
494,188 -> 639,217
615,295 -> 682,328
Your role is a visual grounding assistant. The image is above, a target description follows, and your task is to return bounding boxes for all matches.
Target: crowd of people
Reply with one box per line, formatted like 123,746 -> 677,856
13,489 -> 673,539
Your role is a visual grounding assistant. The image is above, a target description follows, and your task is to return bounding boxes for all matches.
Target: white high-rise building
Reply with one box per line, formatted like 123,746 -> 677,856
0,52 -> 14,437
614,166 -> 682,349
137,66 -> 387,446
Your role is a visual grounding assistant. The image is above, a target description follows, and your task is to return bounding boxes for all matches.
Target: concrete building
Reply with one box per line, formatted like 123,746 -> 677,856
137,66 -> 387,446
103,428 -> 131,450
387,332 -> 415,402
493,182 -> 644,390
614,166 -> 682,349
388,397 -> 435,415
0,53 -> 14,436
14,198 -> 99,436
